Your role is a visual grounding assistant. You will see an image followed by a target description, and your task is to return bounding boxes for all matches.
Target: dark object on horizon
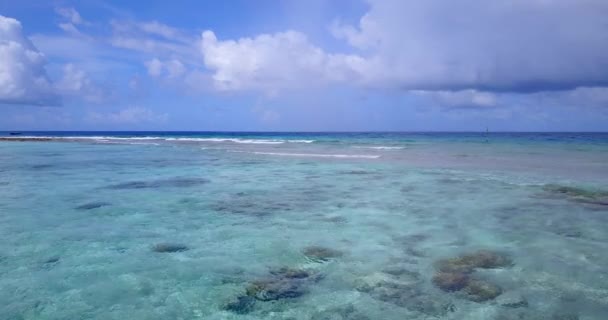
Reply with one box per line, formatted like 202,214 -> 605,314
9,132 -> 22,135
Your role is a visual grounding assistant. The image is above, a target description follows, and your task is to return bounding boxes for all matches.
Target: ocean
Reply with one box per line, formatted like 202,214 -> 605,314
1,132 -> 607,319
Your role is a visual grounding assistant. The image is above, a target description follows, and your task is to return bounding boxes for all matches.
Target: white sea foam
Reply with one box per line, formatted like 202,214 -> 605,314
164,137 -> 314,144
251,151 -> 381,159
8,136 -> 314,144
354,146 -> 405,150
165,137 -> 285,144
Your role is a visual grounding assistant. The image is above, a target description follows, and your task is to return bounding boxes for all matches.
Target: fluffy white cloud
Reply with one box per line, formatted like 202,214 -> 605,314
0,15 -> 58,105
200,30 -> 365,92
200,0 -> 608,94
86,106 -> 168,124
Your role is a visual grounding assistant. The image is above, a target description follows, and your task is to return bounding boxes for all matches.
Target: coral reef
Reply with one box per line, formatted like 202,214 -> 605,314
432,272 -> 470,292
224,266 -> 320,313
302,246 -> 344,262
543,184 -> 608,206
432,250 -> 513,302
75,201 -> 111,210
436,250 -> 512,274
223,295 -> 256,314
108,177 -> 208,189
462,279 -> 503,302
151,243 -> 189,253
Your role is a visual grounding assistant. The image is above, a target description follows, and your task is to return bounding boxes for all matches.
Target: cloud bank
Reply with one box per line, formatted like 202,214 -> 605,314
201,0 -> 608,94
0,15 -> 59,105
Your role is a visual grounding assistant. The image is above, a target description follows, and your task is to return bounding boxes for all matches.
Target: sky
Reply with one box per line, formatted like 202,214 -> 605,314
0,0 -> 607,132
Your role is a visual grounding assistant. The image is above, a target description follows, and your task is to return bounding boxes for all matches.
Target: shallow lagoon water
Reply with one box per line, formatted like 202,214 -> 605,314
1,132 -> 608,319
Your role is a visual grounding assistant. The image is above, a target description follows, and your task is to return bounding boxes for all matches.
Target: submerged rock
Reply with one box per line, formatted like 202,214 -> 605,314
462,279 -> 503,302
356,272 -> 454,317
224,295 -> 256,314
75,201 -> 111,210
210,197 -> 295,217
225,266 -> 318,310
41,256 -> 60,270
302,246 -> 343,262
432,272 -> 470,292
497,291 -> 528,308
341,170 -> 373,175
552,314 -> 579,320
151,243 -> 189,253
431,250 -> 510,302
30,164 -> 54,170
108,177 -> 209,189
404,294 -> 456,317
436,250 -> 512,274
543,184 -> 608,206
311,304 -> 370,320
246,279 -> 306,301
269,267 -> 311,279
382,266 -> 420,278
44,256 -> 60,264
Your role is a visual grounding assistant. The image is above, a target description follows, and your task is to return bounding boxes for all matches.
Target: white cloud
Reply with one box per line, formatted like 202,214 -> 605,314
145,58 -> 163,76
109,20 -> 198,64
332,0 -> 608,92
145,58 -> 185,78
86,106 -> 168,124
55,63 -> 105,103
55,8 -> 84,25
55,7 -> 90,38
415,90 -> 497,109
0,15 -> 59,106
200,30 -> 365,92
138,21 -> 181,39
200,0 -> 608,94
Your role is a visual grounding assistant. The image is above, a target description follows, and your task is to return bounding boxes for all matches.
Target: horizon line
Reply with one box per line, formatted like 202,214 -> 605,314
1,130 -> 607,134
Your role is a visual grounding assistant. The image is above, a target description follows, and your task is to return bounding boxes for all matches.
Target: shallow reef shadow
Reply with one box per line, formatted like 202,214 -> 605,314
106,177 -> 209,189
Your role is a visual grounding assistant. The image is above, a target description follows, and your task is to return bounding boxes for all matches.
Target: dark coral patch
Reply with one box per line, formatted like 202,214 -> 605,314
246,279 -> 305,301
432,250 -> 511,302
151,243 -> 189,253
269,267 -> 311,279
223,295 -> 256,314
432,272 -> 470,292
302,246 -> 343,262
543,184 -> 608,206
224,266 -> 318,314
108,177 -> 208,189
75,201 -> 111,210
436,250 -> 512,274
462,279 -> 503,302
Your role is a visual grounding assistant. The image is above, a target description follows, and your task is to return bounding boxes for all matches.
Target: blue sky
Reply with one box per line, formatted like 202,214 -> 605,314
1,0 -> 607,131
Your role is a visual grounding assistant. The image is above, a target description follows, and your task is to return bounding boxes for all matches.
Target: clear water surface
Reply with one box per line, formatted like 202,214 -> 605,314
1,132 -> 607,319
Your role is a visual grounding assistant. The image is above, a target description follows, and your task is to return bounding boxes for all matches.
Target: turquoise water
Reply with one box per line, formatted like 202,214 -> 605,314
1,132 -> 607,319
